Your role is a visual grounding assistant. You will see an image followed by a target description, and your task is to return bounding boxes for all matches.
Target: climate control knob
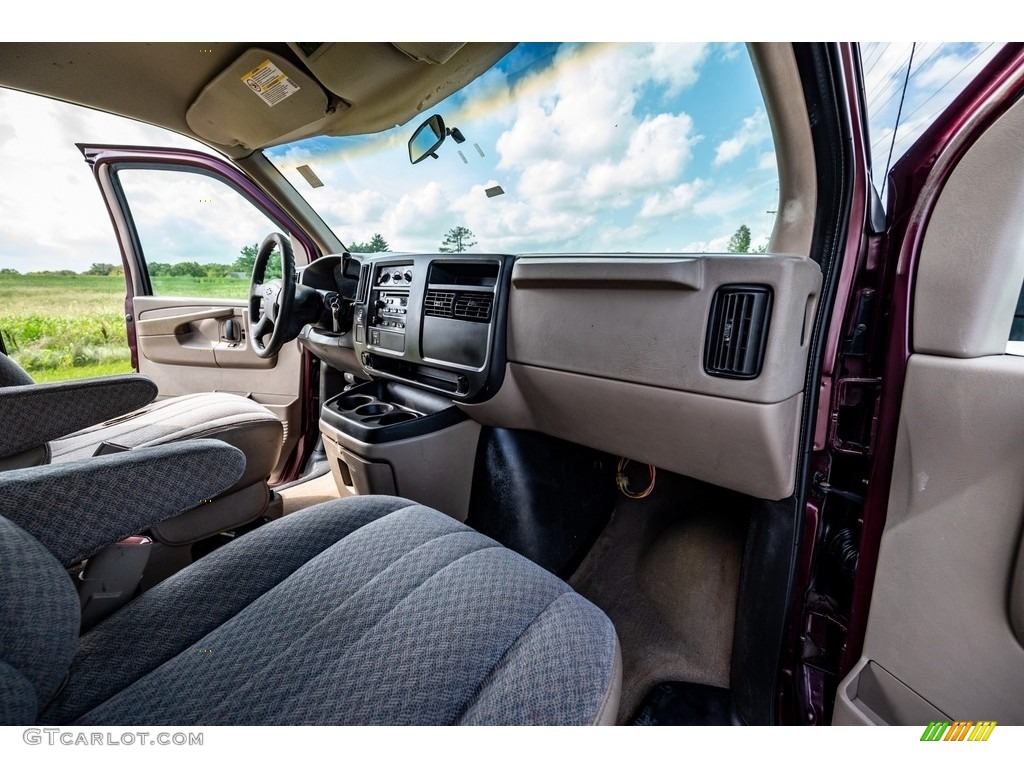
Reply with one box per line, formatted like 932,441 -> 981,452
403,270 -> 413,283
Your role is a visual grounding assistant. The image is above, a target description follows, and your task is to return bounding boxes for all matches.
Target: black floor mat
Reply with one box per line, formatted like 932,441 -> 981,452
630,682 -> 734,725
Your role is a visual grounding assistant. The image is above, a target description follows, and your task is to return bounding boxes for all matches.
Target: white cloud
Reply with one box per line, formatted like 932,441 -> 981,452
639,179 -> 708,219
0,87 -> 213,271
713,109 -> 769,166
913,44 -> 991,90
757,151 -> 777,171
681,233 -> 734,253
584,113 -> 698,200
694,187 -> 755,219
647,43 -> 711,95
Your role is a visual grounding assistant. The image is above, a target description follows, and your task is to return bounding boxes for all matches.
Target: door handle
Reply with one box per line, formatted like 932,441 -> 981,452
222,318 -> 241,345
136,308 -> 234,336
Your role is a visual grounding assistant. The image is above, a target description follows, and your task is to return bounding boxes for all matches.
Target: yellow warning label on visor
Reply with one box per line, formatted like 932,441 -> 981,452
241,59 -> 301,107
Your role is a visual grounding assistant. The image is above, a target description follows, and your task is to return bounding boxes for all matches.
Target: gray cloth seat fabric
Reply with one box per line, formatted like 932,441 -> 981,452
0,352 -> 283,545
2,495 -> 621,726
50,392 -> 279,467
49,392 -> 283,500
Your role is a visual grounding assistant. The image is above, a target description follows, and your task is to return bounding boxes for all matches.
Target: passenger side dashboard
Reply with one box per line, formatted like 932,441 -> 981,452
462,254 -> 822,500
309,252 -> 822,502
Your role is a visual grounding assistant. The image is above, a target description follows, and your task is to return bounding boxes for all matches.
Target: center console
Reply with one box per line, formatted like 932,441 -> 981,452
315,253 -> 512,520
353,256 -> 509,400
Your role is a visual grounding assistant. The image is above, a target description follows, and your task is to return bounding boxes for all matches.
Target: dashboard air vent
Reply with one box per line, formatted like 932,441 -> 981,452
424,290 -> 455,318
357,264 -> 370,304
454,293 -> 494,322
704,285 -> 773,379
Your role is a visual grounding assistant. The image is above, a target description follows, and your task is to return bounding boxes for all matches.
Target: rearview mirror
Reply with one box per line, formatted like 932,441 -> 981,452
409,115 -> 446,164
409,114 -> 467,164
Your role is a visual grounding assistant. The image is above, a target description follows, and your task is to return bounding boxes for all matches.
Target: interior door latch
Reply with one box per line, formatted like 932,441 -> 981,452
222,318 -> 241,346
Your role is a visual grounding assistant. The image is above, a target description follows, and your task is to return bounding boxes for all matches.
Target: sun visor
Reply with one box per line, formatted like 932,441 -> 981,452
186,48 -> 329,151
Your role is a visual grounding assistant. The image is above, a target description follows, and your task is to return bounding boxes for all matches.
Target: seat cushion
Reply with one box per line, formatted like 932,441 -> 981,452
43,496 -> 620,726
49,392 -> 283,487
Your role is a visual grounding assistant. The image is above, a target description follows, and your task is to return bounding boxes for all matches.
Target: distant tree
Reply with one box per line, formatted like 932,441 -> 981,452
169,261 -> 206,277
234,244 -> 258,272
204,263 -> 232,278
349,233 -> 391,253
438,226 -> 477,253
234,243 -> 281,276
149,262 -> 174,276
368,233 -> 390,252
85,262 -> 119,275
0,268 -> 19,275
727,225 -> 752,254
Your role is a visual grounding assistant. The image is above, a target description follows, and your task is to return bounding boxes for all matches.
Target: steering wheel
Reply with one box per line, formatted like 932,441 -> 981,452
248,232 -> 296,359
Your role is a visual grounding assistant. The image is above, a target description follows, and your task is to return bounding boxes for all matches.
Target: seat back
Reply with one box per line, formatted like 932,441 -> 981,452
0,515 -> 79,724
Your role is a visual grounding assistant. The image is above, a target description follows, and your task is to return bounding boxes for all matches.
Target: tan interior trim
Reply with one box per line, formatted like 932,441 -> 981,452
852,354 -> 1024,722
833,658 -> 949,726
186,48 -> 329,152
460,363 -> 803,501
319,418 -> 482,522
914,94 -> 1024,357
511,257 -> 703,290
748,43 -> 818,257
507,254 -> 821,405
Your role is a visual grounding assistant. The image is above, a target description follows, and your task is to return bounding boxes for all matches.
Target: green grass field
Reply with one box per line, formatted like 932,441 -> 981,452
0,273 -> 249,381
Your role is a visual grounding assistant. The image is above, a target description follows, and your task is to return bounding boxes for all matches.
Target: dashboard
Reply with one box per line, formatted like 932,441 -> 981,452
298,253 -> 512,401
299,250 -> 823,501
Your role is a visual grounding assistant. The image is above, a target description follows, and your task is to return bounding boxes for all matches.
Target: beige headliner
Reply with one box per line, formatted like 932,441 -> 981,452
0,42 -> 513,159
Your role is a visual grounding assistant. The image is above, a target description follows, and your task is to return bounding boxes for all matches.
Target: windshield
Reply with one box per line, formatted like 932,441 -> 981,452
266,43 -> 780,255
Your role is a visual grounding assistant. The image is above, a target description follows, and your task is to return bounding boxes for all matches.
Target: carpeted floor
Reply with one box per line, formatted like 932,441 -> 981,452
278,469 -> 348,515
570,472 -> 749,723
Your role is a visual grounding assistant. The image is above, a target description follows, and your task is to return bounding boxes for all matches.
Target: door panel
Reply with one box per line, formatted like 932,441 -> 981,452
835,73 -> 1024,725
134,296 -> 302,475
135,301 -> 273,369
836,355 -> 1024,724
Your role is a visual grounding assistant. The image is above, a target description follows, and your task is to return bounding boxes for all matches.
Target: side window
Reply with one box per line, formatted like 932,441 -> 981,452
116,167 -> 283,299
1012,283 -> 1024,340
1009,280 -> 1024,355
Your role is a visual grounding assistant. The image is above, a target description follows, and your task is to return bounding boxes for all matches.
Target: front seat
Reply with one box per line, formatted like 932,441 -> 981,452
0,442 -> 621,725
0,352 -> 283,554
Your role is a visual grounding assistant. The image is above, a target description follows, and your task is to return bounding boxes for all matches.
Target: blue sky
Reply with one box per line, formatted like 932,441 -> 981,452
266,43 -> 780,255
0,42 -> 1005,272
861,42 -> 1003,194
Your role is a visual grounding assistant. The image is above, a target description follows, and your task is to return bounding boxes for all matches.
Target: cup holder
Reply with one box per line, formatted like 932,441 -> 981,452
335,394 -> 374,411
325,387 -> 427,434
377,412 -> 417,426
354,403 -> 393,417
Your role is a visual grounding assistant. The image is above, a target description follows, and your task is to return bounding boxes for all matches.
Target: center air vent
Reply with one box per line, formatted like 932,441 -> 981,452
425,290 -> 493,322
704,285 -> 773,379
424,290 -> 455,318
454,293 -> 493,322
